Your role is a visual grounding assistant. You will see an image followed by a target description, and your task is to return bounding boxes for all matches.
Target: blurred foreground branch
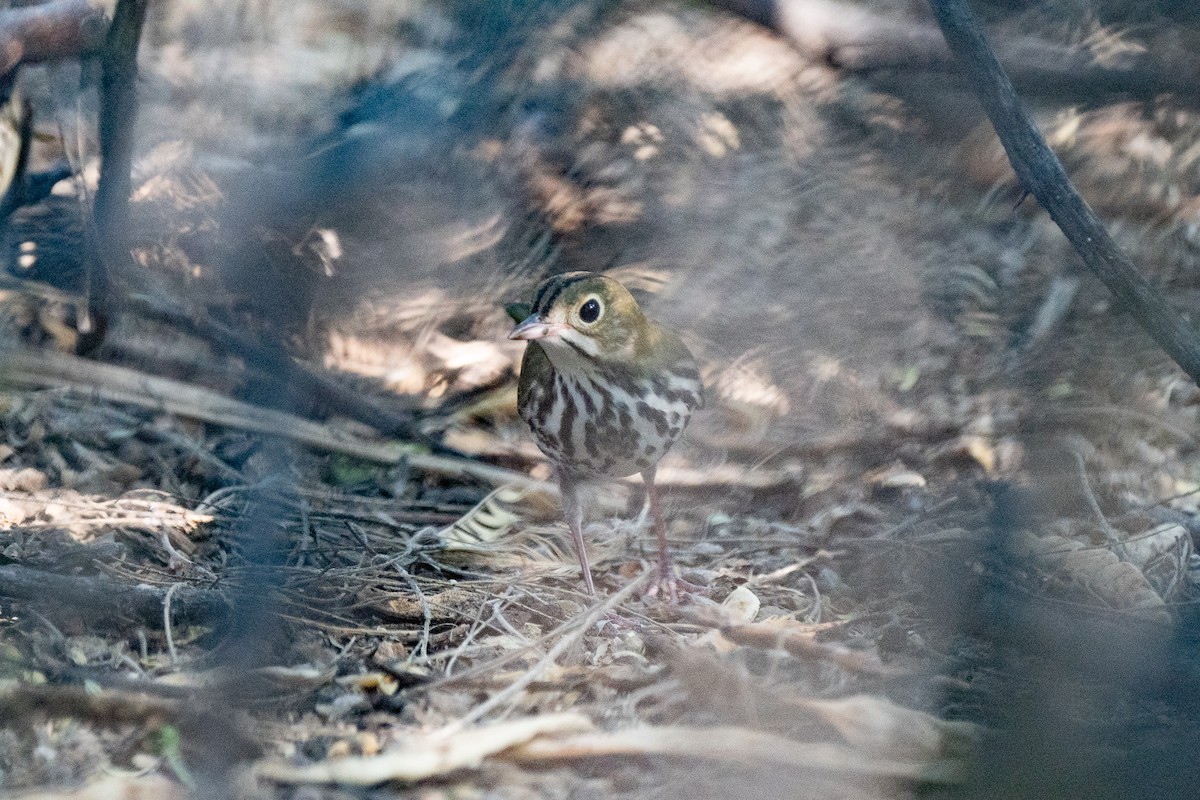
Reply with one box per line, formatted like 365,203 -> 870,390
93,0 -> 145,241
0,683 -> 260,775
90,0 -> 147,339
926,0 -> 1200,385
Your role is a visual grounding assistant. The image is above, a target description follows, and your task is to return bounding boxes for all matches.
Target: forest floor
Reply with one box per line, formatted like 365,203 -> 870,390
2,1 -> 1199,798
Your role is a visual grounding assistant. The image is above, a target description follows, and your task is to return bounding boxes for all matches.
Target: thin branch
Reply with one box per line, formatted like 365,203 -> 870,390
89,0 -> 147,340
0,344 -> 556,496
0,563 -> 229,629
927,0 -> 1200,385
93,0 -> 146,244
443,574 -> 648,731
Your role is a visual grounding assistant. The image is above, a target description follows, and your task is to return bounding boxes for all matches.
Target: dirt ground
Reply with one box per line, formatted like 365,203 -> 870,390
2,1 -> 1200,798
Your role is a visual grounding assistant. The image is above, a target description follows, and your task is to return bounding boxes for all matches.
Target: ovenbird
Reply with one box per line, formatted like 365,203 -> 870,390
509,271 -> 704,597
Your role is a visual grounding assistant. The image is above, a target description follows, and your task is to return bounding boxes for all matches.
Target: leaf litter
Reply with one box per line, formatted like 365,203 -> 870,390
3,0 -> 1200,798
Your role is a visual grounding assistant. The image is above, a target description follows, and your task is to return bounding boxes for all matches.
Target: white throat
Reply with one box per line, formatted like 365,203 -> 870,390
541,329 -> 603,373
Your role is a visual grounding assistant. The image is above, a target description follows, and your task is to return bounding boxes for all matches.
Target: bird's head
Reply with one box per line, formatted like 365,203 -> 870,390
508,272 -> 649,366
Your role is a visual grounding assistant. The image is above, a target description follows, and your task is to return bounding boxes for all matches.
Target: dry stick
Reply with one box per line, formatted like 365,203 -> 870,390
682,605 -> 903,676
447,575 -> 648,732
927,0 -> 1200,385
1,347 -> 748,500
0,345 -> 557,496
162,582 -> 182,668
0,563 -> 229,629
506,726 -> 955,781
257,713 -> 593,786
1071,448 -> 1123,548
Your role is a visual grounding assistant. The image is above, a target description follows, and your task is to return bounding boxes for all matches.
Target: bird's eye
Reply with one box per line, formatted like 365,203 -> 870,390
579,298 -> 602,324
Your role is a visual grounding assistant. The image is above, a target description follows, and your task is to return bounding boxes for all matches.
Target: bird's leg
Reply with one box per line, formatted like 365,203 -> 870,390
641,465 -> 678,602
559,473 -> 596,596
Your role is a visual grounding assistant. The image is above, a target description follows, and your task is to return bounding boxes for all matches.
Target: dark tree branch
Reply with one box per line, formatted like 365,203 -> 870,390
0,563 -> 230,629
89,0 -> 147,342
93,0 -> 146,248
926,0 -> 1200,385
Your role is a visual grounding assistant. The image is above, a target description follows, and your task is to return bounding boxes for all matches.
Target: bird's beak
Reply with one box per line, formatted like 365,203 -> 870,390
509,314 -> 567,341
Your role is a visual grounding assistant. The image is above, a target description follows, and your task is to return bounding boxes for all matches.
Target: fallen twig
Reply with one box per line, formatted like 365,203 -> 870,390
0,345 -> 556,495
3,774 -> 186,800
0,682 -> 260,762
0,563 -> 228,628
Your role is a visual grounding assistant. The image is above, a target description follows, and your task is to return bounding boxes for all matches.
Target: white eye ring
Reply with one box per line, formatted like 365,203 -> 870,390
578,296 -> 603,324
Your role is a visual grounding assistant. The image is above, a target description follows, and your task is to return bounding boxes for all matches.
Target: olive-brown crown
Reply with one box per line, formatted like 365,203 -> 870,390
530,272 -> 648,356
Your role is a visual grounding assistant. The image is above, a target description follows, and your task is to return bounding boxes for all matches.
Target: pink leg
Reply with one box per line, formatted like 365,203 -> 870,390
642,466 -> 678,603
560,475 -> 596,595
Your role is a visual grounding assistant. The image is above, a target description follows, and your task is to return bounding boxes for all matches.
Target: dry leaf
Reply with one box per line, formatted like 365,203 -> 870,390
376,587 -> 481,622
865,463 -> 926,490
1011,531 -> 1170,623
342,672 -> 400,696
257,712 -> 594,786
0,467 -> 48,491
934,435 -> 996,473
721,585 -> 761,623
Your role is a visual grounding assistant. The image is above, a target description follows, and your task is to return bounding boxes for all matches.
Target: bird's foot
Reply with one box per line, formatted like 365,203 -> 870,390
641,563 -> 709,604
